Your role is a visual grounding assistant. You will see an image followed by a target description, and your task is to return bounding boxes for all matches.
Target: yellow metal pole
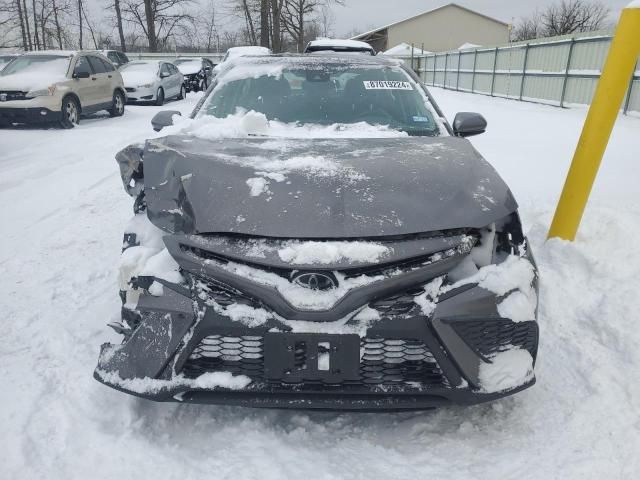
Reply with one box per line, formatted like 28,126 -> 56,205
548,5 -> 640,241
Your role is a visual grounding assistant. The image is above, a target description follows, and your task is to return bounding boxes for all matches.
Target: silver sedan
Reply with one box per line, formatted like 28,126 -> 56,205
119,60 -> 185,106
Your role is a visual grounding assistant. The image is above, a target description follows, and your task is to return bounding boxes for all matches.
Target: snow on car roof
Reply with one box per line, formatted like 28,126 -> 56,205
23,50 -> 76,57
225,53 -> 397,69
307,39 -> 374,50
227,46 -> 271,55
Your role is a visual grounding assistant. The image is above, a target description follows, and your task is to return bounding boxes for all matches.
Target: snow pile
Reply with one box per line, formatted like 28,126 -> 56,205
413,276 -> 445,316
246,177 -> 270,197
478,347 -> 534,393
95,370 -> 251,395
449,253 -> 538,323
205,256 -> 384,311
277,241 -> 390,265
118,213 -> 183,299
167,109 -> 409,140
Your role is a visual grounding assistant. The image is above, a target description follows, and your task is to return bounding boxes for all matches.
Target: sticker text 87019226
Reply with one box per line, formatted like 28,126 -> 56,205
363,81 -> 413,90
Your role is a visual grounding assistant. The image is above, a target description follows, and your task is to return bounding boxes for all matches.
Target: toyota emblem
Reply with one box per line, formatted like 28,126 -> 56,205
291,271 -> 337,291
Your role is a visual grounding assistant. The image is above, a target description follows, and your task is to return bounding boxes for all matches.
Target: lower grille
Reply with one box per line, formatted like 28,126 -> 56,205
0,91 -> 27,101
182,335 -> 264,379
360,338 -> 445,385
182,335 -> 447,388
451,319 -> 539,360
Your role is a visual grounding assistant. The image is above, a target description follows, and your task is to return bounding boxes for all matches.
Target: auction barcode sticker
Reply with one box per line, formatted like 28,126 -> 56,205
363,81 -> 413,90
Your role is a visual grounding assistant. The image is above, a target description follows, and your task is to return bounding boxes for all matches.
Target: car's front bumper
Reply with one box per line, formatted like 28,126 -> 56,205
124,85 -> 155,102
0,106 -> 62,125
95,276 -> 539,410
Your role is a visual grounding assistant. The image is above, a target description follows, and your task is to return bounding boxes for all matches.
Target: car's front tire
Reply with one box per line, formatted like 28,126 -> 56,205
109,90 -> 125,117
59,95 -> 80,129
177,85 -> 186,100
155,88 -> 165,106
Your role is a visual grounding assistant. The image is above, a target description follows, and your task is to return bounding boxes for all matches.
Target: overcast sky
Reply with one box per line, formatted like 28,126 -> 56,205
330,0 -> 629,37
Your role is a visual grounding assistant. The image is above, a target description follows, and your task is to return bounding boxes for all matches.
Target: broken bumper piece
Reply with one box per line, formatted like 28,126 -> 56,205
94,280 -> 539,410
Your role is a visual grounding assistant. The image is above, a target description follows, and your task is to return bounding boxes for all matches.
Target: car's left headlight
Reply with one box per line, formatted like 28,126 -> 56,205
26,85 -> 56,97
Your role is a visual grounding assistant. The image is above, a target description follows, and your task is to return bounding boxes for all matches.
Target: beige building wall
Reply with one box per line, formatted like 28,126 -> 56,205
386,5 -> 510,52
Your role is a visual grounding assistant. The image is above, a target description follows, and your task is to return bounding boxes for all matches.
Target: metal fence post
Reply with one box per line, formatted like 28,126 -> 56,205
519,43 -> 530,101
490,47 -> 499,96
471,49 -> 478,93
411,43 -> 415,71
456,52 -> 461,91
444,53 -> 449,89
432,54 -> 437,86
623,60 -> 638,114
560,38 -> 576,108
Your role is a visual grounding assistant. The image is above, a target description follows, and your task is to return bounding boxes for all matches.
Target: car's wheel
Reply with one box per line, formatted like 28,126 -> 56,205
59,96 -> 80,129
155,88 -> 165,106
109,90 -> 125,117
177,85 -> 186,100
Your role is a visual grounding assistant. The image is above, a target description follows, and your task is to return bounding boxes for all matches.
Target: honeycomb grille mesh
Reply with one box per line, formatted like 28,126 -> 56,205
182,335 -> 264,379
182,335 -> 447,387
452,319 -> 539,360
360,338 -> 445,385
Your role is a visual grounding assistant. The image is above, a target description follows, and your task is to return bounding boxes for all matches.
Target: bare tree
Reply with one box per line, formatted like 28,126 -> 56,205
121,0 -> 194,52
77,0 -> 82,47
281,0 -> 342,53
270,0 -> 284,52
113,0 -> 126,50
543,0 -> 609,36
512,0 -> 610,41
22,0 -> 33,49
512,12 -> 543,42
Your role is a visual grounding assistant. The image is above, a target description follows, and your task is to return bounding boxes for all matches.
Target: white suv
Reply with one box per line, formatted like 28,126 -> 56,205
0,50 -> 126,128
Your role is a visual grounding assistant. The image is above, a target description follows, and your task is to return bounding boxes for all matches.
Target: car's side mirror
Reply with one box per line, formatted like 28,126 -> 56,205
73,71 -> 90,79
160,71 -> 170,78
151,110 -> 181,131
452,112 -> 487,137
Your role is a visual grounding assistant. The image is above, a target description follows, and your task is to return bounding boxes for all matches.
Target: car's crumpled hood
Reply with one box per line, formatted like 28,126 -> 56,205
142,135 -> 517,238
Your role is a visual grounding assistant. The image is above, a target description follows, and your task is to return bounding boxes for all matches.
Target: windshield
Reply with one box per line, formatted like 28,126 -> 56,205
120,62 -> 157,73
198,64 -> 441,136
0,56 -> 15,70
174,59 -> 199,65
1,55 -> 69,76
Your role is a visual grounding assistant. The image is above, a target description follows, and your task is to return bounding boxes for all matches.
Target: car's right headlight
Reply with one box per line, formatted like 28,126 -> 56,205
26,85 -> 56,98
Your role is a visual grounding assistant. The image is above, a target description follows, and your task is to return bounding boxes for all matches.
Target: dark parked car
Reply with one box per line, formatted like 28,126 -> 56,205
173,57 -> 215,92
101,50 -> 129,68
96,55 -> 539,410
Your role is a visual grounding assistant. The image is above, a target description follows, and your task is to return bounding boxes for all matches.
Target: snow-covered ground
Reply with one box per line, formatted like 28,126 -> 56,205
1,89 -> 639,479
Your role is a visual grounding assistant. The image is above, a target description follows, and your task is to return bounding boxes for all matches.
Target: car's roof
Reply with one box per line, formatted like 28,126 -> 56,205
307,39 -> 374,50
227,46 -> 271,54
127,59 -> 163,65
23,50 -> 77,56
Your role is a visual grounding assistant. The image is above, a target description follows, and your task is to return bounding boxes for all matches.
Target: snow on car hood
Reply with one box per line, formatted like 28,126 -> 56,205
0,72 -> 67,92
177,63 -> 201,75
121,71 -> 156,87
141,136 -> 517,238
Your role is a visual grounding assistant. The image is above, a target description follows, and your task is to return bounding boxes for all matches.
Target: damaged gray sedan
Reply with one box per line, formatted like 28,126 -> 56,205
95,55 -> 539,410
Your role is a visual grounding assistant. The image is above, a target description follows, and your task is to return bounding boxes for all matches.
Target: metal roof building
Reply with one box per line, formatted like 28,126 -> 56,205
352,3 -> 510,53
